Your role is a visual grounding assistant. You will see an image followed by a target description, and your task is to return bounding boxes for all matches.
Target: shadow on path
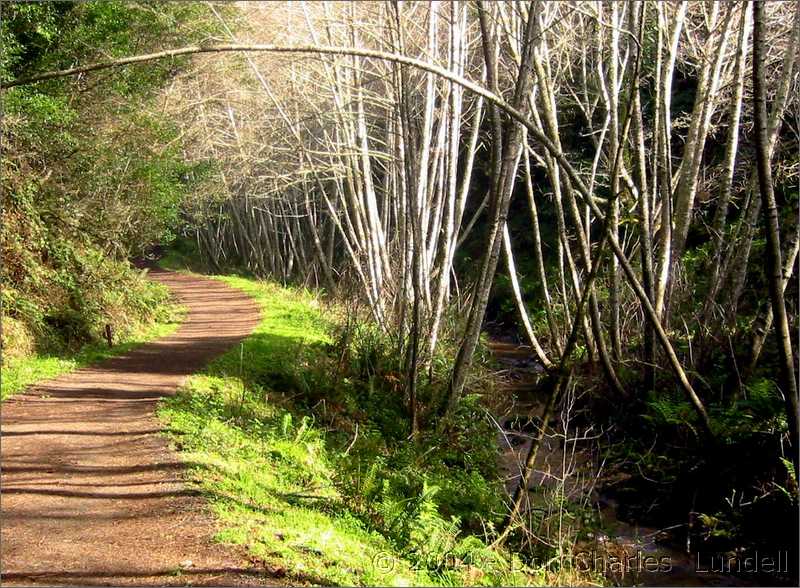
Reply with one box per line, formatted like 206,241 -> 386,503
0,268 -> 282,587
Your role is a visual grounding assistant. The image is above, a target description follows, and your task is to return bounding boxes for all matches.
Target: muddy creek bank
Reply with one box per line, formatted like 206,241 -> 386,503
488,340 -> 764,587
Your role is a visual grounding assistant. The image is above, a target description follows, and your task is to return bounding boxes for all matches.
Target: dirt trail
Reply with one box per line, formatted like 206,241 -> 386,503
0,268 -> 276,586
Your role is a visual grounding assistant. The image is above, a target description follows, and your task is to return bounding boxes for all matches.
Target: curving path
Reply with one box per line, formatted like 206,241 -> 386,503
0,268 -> 276,586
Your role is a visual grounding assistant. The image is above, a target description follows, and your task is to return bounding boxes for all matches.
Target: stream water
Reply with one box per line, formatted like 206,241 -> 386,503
489,341 -> 762,587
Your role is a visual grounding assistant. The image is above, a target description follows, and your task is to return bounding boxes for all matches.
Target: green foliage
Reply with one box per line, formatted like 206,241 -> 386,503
644,393 -> 697,429
642,380 -> 787,442
1,1 -> 222,385
2,1 -> 217,255
2,192 -> 175,346
317,310 -> 506,541
160,376 -> 426,586
709,379 -> 788,441
696,512 -> 736,542
158,269 -> 533,586
606,377 -> 797,566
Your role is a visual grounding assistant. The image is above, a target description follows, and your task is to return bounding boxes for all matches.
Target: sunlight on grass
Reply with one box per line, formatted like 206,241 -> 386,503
158,253 -> 539,586
158,278 -> 434,586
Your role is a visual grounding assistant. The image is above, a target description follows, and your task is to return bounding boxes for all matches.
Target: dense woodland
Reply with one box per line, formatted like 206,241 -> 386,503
2,1 -> 799,585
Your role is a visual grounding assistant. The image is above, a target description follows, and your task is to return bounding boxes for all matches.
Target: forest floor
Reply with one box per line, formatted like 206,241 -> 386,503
0,263 -> 763,587
0,267 -> 282,586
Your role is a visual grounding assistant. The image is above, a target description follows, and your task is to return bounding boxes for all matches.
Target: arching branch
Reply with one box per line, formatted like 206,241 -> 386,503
2,41 -> 712,434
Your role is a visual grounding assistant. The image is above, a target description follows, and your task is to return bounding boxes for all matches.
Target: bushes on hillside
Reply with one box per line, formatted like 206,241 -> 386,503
1,1 -> 221,362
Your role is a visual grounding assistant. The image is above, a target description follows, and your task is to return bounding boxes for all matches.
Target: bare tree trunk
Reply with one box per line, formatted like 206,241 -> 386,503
671,4 -> 733,264
653,1 -> 687,320
502,223 -> 553,368
752,0 -> 799,474
745,221 -> 800,381
630,1 -> 656,391
703,4 -> 751,321
445,0 -> 537,418
523,144 -> 563,354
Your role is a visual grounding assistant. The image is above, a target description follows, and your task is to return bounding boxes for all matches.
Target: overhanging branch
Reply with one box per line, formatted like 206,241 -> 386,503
1,42 -> 712,431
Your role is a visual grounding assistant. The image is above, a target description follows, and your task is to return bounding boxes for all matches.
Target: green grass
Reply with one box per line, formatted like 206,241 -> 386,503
158,249 -> 540,585
158,276 -> 439,586
1,303 -> 185,401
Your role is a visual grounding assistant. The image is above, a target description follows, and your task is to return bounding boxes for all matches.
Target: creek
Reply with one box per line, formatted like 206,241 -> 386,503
488,340 -> 758,587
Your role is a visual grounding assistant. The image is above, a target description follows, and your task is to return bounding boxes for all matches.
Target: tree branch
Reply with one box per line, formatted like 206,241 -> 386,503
3,40 -> 712,432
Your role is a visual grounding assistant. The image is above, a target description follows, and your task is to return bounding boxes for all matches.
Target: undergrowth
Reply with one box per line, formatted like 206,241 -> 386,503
1,189 -> 185,400
596,377 -> 798,586
1,205 -> 185,400
0,295 -> 184,401
157,264 -> 536,586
